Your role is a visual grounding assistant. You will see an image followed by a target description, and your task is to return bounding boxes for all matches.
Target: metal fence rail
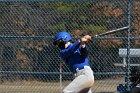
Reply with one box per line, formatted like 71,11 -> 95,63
0,0 -> 140,93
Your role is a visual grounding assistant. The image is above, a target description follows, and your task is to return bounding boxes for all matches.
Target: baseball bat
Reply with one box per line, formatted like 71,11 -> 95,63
95,26 -> 129,37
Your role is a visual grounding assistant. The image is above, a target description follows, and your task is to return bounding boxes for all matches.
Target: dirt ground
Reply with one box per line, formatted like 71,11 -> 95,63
0,77 -> 125,93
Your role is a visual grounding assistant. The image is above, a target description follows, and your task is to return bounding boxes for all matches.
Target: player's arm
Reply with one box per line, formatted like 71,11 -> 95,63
60,42 -> 81,59
80,45 -> 88,57
80,35 -> 91,57
60,35 -> 91,59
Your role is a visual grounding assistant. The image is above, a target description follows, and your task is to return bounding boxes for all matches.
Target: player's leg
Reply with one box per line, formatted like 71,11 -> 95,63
63,75 -> 93,93
63,67 -> 94,93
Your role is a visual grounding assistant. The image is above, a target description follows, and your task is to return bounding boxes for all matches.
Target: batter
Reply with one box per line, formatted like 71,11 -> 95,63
53,31 -> 94,93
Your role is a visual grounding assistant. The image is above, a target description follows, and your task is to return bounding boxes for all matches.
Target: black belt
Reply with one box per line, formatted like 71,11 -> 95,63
77,66 -> 85,70
74,66 -> 85,73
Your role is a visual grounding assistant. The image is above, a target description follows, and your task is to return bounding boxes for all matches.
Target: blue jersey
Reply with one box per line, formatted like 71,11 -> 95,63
59,42 -> 90,72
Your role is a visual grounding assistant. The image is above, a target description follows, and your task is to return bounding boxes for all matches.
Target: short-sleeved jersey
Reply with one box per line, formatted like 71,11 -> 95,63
59,42 -> 90,72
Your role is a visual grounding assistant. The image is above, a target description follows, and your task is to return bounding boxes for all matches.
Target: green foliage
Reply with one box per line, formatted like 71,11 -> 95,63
37,1 -> 108,35
38,2 -> 80,14
82,24 -> 107,34
49,22 -> 66,34
37,1 -> 92,14
80,15 -> 87,22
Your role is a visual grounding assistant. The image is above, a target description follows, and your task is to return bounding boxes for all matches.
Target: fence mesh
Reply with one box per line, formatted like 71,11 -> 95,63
0,0 -> 140,93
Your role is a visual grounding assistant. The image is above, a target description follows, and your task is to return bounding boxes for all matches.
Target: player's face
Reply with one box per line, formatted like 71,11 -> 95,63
55,40 -> 66,49
55,40 -> 61,45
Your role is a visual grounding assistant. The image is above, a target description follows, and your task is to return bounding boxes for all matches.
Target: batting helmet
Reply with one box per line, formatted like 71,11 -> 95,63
53,31 -> 72,45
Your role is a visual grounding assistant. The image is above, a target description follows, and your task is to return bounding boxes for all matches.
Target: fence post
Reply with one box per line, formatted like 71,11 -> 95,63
0,46 -> 3,83
59,63 -> 63,93
126,0 -> 132,91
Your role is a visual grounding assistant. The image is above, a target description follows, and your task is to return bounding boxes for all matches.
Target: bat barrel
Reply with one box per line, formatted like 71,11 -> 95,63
95,26 -> 129,37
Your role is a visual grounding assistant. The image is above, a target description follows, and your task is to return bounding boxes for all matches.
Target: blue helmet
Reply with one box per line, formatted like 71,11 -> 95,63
53,32 -> 72,45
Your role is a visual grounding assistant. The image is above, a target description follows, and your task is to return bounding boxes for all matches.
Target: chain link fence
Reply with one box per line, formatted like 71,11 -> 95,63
0,0 -> 140,93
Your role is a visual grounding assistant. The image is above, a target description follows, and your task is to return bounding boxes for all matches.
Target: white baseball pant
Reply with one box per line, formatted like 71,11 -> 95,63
63,66 -> 94,93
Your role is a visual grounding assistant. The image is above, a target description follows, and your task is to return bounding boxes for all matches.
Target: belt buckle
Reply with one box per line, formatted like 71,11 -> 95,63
76,67 -> 84,72
76,68 -> 79,72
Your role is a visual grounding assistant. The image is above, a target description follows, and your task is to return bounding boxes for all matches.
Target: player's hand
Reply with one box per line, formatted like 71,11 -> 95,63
84,35 -> 92,41
80,35 -> 91,45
